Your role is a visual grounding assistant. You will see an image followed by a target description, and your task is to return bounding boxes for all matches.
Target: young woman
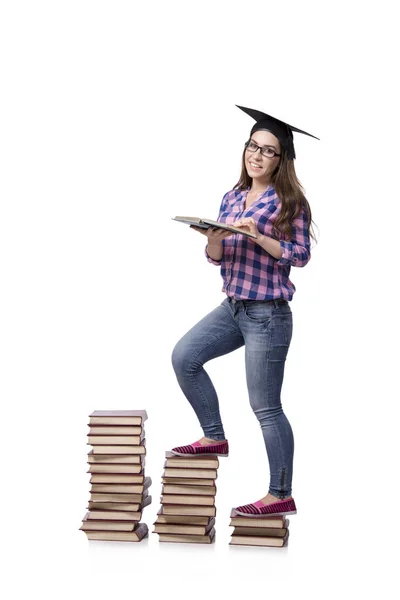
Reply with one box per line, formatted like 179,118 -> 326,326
170,105 -> 318,517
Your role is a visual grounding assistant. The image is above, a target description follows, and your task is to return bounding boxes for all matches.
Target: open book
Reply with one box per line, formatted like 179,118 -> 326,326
172,216 -> 257,239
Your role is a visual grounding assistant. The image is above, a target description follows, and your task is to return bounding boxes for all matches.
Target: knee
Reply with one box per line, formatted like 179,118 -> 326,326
251,403 -> 283,424
171,341 -> 192,376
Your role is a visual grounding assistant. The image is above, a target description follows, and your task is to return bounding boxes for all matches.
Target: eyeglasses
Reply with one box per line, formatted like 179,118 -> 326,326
244,140 -> 281,159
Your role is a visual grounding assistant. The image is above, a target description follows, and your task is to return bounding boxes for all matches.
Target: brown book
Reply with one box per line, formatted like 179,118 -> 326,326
90,493 -> 147,503
164,451 -> 219,469
162,477 -> 216,486
85,510 -> 144,521
82,522 -> 148,542
90,443 -> 146,455
88,462 -> 144,474
88,426 -> 143,435
88,433 -> 144,446
89,410 -> 148,426
229,508 -> 287,528
161,504 -> 216,517
230,530 -> 289,547
156,508 -> 211,525
163,467 -> 217,479
153,518 -> 215,536
88,451 -> 144,464
90,473 -> 145,484
160,494 -> 215,506
161,484 -> 216,496
80,513 -> 138,532
90,476 -> 151,494
88,495 -> 152,512
172,215 -> 257,239
158,526 -> 216,544
231,519 -> 289,538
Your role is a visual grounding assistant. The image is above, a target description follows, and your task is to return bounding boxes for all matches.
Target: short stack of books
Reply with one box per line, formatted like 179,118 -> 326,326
80,410 -> 151,542
229,509 -> 290,547
152,451 -> 218,544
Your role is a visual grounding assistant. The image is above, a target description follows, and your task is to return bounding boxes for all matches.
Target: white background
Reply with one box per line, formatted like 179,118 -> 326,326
1,0 -> 399,598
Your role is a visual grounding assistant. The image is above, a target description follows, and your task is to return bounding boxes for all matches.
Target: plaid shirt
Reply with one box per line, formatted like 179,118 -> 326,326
205,185 -> 311,301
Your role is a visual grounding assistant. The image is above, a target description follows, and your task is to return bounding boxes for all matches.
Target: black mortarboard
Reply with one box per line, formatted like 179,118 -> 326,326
236,104 -> 319,160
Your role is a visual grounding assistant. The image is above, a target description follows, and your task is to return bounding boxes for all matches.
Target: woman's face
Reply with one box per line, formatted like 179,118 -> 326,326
244,129 -> 281,183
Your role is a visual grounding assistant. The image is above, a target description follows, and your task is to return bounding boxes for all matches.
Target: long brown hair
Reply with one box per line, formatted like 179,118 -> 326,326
232,140 -> 318,245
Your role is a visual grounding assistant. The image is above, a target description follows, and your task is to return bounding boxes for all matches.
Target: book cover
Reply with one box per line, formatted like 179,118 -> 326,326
163,467 -> 217,479
161,483 -> 216,496
172,216 -> 257,239
153,518 -> 215,536
87,451 -> 144,464
161,504 -> 216,517
230,530 -> 289,547
88,495 -> 152,512
82,522 -> 148,542
158,526 -> 215,544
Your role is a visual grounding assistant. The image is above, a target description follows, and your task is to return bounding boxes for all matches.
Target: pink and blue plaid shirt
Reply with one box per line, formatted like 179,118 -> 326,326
205,184 -> 311,301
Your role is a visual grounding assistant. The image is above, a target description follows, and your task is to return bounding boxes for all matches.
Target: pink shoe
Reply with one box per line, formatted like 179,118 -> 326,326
171,439 -> 229,457
234,497 -> 297,517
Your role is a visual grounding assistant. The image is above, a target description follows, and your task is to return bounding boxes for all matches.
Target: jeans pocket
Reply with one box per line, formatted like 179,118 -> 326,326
282,315 -> 293,346
243,301 -> 273,324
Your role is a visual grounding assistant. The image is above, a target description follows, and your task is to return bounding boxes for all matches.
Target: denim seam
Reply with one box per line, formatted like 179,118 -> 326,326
267,323 -> 287,497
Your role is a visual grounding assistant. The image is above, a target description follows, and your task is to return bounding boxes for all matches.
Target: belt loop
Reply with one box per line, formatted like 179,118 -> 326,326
273,299 -> 278,308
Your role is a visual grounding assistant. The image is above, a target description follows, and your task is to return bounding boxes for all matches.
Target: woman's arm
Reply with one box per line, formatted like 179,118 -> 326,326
233,206 -> 311,267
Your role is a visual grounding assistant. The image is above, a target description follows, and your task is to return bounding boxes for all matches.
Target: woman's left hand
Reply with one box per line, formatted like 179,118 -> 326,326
232,217 -> 263,242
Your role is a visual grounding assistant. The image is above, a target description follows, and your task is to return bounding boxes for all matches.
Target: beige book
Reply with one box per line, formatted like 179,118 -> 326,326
90,474 -> 145,484
160,494 -> 215,506
162,484 -> 216,496
88,463 -> 144,474
88,426 -> 143,435
161,504 -> 216,517
163,467 -> 217,479
162,477 -> 215,486
86,510 -> 143,521
80,513 -> 137,532
231,521 -> 288,538
153,518 -> 215,536
90,444 -> 146,455
230,530 -> 289,547
156,509 -> 211,525
88,495 -> 151,512
90,475 -> 151,493
88,451 -> 143,464
164,451 -> 219,469
90,493 -> 146,503
88,435 -> 143,446
89,410 -> 148,426
82,522 -> 148,541
158,527 -> 215,544
229,508 -> 287,528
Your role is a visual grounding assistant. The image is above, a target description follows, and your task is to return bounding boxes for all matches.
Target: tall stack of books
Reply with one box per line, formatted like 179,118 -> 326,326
229,509 -> 290,547
80,410 -> 151,542
152,451 -> 218,544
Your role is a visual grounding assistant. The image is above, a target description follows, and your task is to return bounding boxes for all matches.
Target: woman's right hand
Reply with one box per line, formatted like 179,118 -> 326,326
190,225 -> 234,242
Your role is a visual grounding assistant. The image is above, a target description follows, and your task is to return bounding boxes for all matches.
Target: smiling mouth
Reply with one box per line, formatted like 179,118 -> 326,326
249,162 -> 262,169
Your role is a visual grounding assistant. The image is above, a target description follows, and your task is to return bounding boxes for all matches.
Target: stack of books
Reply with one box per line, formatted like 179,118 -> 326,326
152,451 -> 218,544
229,509 -> 290,547
80,410 -> 151,542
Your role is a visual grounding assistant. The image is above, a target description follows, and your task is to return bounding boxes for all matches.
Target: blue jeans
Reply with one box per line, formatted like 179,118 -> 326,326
171,296 -> 294,499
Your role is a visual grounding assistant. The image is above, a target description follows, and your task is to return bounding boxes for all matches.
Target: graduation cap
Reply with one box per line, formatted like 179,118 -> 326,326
236,104 -> 319,160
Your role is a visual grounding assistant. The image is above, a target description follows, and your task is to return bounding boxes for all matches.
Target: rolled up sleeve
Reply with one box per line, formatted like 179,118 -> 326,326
204,191 -> 229,266
205,245 -> 222,265
276,207 -> 311,268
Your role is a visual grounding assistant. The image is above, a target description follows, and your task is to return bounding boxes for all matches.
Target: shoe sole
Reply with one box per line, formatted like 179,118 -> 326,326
170,450 -> 229,457
234,509 -> 297,517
